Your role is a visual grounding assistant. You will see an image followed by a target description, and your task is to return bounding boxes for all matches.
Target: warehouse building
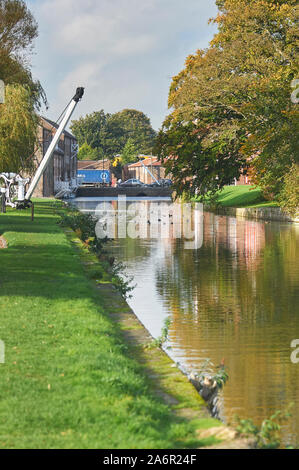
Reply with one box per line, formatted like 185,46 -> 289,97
32,117 -> 78,197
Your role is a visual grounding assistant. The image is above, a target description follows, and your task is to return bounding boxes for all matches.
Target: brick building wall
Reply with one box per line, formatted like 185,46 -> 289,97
32,117 -> 78,197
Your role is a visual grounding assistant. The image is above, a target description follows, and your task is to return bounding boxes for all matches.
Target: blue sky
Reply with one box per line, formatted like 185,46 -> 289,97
26,0 -> 218,130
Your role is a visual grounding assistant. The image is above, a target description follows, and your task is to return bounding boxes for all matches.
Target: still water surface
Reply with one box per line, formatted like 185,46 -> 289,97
75,198 -> 299,445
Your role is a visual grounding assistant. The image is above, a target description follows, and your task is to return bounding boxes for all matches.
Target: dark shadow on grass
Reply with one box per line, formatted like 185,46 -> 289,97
0,201 -> 62,235
0,243 -> 90,299
0,214 -> 62,234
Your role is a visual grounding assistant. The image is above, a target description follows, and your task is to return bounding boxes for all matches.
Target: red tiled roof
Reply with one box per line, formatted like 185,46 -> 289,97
128,156 -> 162,168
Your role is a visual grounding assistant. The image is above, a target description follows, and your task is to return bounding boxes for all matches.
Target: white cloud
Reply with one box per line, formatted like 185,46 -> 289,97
27,0 -> 218,129
38,0 -> 162,57
59,61 -> 102,98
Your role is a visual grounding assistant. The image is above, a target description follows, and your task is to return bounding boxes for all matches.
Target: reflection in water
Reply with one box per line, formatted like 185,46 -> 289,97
75,199 -> 299,446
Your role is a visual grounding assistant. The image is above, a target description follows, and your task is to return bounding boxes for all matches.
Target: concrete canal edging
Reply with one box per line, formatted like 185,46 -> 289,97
75,186 -> 173,198
204,205 -> 299,223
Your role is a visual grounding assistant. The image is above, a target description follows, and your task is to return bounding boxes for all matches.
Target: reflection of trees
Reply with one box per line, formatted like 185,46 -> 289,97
261,226 -> 299,318
156,216 -> 299,328
108,237 -> 152,265
153,217 -> 299,444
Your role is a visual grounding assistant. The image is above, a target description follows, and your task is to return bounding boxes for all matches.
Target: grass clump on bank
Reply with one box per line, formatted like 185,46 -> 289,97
0,200 -> 218,449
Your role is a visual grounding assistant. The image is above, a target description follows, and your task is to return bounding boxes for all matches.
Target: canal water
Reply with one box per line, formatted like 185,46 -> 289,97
74,198 -> 299,446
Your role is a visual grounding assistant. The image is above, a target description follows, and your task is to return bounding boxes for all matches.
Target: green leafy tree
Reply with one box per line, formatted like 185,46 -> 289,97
71,108 -> 157,160
107,109 -> 157,156
157,119 -> 245,198
0,0 -> 46,108
70,110 -> 110,153
120,138 -> 138,165
157,0 -> 299,202
0,0 -> 37,54
77,142 -> 99,161
279,163 -> 299,216
0,83 -> 38,173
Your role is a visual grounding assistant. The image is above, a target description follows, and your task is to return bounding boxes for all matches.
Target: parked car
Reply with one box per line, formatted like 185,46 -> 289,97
118,178 -> 144,187
159,179 -> 172,187
148,179 -> 173,187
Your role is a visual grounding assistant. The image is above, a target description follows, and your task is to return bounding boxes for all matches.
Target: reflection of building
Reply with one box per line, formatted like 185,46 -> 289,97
33,117 -> 78,197
203,213 -> 265,267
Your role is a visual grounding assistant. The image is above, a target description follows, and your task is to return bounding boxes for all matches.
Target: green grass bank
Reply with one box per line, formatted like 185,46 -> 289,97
194,186 -> 298,223
0,200 -> 225,449
202,185 -> 278,209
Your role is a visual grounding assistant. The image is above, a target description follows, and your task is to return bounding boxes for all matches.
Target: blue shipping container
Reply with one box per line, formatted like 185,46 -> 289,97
77,169 -> 111,184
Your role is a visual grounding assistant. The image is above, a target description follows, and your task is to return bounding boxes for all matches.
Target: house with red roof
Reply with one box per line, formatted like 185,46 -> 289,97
125,155 -> 168,184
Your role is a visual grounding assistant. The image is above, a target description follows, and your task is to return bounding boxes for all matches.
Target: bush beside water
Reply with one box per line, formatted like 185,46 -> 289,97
58,207 -> 134,298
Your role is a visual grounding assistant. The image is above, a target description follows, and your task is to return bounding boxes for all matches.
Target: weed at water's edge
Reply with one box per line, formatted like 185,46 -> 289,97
146,317 -> 172,350
233,403 -> 294,449
110,261 -> 136,299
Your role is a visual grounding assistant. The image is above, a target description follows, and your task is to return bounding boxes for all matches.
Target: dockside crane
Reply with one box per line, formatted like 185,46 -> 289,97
0,87 -> 84,211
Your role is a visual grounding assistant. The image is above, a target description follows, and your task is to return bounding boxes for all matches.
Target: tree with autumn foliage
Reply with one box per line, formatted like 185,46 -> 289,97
157,0 -> 299,204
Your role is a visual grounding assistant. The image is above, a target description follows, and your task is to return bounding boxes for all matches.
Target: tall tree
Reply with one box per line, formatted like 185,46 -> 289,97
77,142 -> 99,161
70,110 -> 110,157
157,0 -> 299,201
0,0 -> 46,108
107,109 -> 157,156
0,0 -> 37,56
71,108 -> 157,160
120,138 -> 138,165
0,1 -> 46,174
0,83 -> 38,173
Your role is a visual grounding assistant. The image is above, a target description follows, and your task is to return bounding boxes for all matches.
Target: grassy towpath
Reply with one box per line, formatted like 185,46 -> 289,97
0,200 -> 225,449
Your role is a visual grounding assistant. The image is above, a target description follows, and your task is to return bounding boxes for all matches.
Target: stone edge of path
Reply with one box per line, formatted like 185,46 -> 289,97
204,205 -> 299,223
106,309 -> 256,450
